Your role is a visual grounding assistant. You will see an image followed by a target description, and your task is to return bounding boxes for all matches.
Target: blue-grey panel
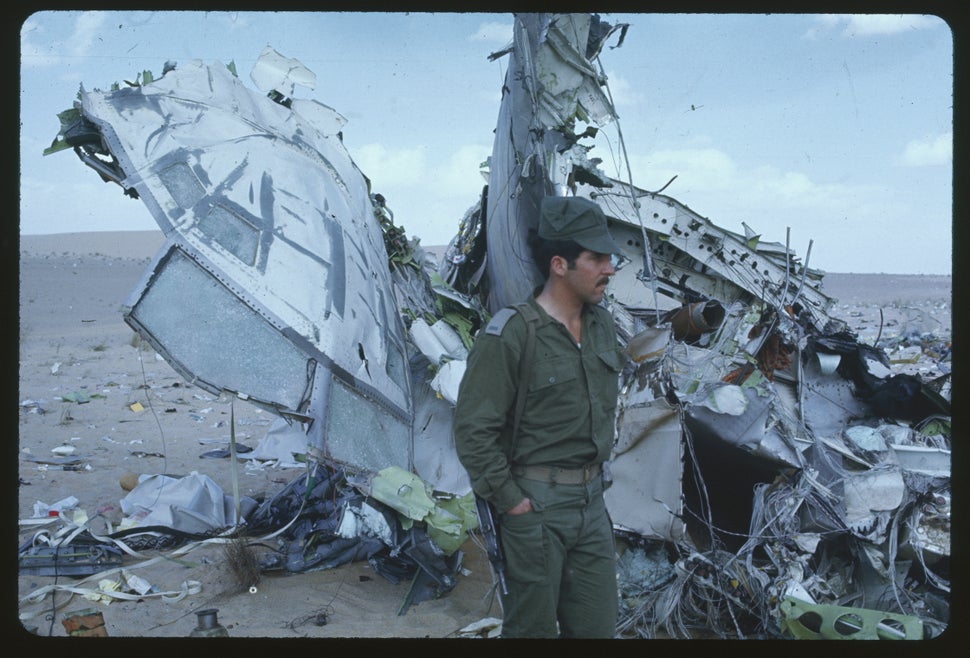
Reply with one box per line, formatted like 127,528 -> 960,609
325,376 -> 410,474
129,249 -> 311,411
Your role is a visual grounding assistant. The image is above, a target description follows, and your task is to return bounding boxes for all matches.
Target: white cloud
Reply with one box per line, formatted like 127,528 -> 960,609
353,143 -> 427,187
21,14 -> 61,67
602,69 -> 642,109
469,21 -> 512,44
432,144 -> 491,193
348,142 -> 491,245
213,11 -> 254,32
630,147 -> 738,192
21,11 -> 109,69
842,14 -> 941,36
69,11 -> 107,57
625,144 -> 953,274
897,133 -> 952,166
745,169 -> 815,203
625,145 -> 899,243
807,14 -> 942,39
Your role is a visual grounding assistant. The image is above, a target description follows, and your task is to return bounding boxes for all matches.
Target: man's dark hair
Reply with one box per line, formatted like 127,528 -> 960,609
528,228 -> 585,279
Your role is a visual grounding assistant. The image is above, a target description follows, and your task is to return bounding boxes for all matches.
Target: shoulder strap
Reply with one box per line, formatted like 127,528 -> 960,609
510,302 -> 539,444
485,307 -> 518,336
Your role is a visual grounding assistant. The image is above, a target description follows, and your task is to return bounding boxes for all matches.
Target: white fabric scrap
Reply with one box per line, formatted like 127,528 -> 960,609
33,496 -> 79,518
431,359 -> 466,405
120,472 -> 231,534
429,319 -> 468,360
337,501 -> 395,544
240,417 -> 307,467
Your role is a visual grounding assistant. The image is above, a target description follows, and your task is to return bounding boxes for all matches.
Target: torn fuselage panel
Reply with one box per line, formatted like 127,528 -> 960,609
78,53 -> 413,474
579,184 -> 835,319
482,13 -> 622,313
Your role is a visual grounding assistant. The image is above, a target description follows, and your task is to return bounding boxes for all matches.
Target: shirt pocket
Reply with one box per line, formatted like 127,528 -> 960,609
529,359 -> 579,392
595,348 -> 624,408
526,359 -> 580,421
597,347 -> 626,373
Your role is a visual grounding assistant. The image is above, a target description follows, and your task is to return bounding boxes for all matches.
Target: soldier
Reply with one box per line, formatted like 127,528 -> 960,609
454,195 -> 625,638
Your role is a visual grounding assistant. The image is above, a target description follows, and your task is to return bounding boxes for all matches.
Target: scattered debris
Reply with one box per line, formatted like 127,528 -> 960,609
61,391 -> 91,404
129,450 -> 165,458
20,540 -> 124,578
20,399 -> 49,414
31,496 -> 80,518
22,454 -> 86,469
61,608 -> 109,637
199,444 -> 252,459
285,607 -> 333,633
246,464 -> 471,612
189,608 -> 229,637
456,616 -> 503,639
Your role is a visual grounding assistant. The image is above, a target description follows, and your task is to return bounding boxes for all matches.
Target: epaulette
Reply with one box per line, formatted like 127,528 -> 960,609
485,307 -> 518,336
485,302 -> 540,336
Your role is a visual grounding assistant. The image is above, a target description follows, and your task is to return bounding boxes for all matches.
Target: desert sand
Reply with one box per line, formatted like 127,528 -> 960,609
17,232 -> 500,640
16,231 -> 951,640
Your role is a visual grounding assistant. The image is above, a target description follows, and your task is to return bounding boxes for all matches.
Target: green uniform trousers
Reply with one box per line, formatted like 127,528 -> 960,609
498,475 -> 618,638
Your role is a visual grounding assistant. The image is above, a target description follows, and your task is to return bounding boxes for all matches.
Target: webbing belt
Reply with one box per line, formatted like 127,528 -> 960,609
511,462 -> 602,485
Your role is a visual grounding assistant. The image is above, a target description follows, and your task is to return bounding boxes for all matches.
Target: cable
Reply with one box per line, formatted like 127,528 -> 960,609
595,56 -> 662,323
134,334 -> 168,509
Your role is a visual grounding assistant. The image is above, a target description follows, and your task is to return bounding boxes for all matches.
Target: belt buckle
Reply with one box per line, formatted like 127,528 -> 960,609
582,464 -> 592,483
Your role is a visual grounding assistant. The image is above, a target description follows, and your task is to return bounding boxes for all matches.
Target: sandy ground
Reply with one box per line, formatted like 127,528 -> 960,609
16,233 -> 499,641
15,231 -> 952,640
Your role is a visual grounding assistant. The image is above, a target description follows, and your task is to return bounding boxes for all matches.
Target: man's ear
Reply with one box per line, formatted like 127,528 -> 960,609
549,254 -> 568,277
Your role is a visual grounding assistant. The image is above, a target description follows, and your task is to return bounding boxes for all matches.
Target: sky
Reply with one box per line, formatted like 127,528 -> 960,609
19,11 -> 954,274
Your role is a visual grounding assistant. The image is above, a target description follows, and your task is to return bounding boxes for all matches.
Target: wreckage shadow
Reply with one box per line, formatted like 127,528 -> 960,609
682,424 -> 783,554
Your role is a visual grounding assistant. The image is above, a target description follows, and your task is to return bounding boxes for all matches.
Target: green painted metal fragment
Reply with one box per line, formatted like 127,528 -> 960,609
779,596 -> 923,640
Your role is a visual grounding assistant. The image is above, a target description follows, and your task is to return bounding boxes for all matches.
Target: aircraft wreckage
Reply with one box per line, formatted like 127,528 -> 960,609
36,13 -> 950,639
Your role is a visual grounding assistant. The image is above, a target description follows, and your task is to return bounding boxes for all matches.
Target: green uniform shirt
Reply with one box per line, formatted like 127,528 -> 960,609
453,297 -> 625,513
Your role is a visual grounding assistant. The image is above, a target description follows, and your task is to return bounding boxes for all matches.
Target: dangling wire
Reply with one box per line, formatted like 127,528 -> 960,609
134,333 -> 168,510
594,56 -> 662,324
229,400 -> 241,527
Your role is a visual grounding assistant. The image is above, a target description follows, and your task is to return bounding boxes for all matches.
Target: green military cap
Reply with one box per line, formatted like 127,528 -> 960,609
538,196 -> 622,255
